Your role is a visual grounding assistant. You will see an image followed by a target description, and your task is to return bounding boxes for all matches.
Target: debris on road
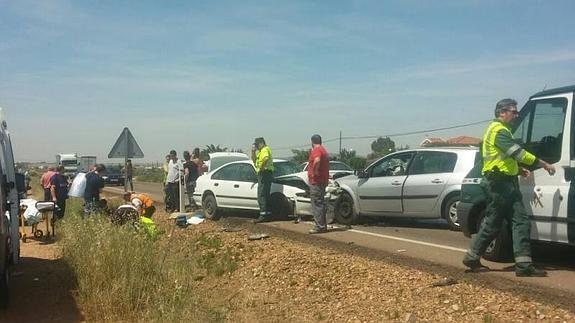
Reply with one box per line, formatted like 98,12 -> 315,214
431,277 -> 458,287
247,233 -> 270,241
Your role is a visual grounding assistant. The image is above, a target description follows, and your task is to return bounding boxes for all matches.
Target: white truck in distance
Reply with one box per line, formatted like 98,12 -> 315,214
79,155 -> 97,173
56,153 -> 79,178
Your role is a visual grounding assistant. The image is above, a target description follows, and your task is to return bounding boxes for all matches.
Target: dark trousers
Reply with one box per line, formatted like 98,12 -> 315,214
54,200 -> 66,220
126,175 -> 134,191
44,188 -> 51,201
466,175 -> 533,270
166,182 -> 180,211
310,184 -> 327,230
186,181 -> 197,208
257,170 -> 273,217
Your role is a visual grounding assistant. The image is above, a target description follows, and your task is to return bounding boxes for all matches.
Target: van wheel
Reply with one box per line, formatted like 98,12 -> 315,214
202,194 -> 221,220
476,209 -> 512,262
334,193 -> 358,225
442,194 -> 461,231
270,194 -> 291,220
0,268 -> 10,308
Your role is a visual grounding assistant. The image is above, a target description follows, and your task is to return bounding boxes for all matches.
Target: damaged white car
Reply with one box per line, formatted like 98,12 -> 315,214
193,160 -> 339,220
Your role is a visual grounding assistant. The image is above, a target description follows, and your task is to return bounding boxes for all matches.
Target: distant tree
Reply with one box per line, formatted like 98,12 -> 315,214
200,144 -> 228,160
368,136 -> 396,159
291,149 -> 310,164
348,157 -> 367,170
339,149 -> 367,170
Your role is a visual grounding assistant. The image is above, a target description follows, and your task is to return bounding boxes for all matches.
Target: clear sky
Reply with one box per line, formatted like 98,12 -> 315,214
1,0 -> 574,163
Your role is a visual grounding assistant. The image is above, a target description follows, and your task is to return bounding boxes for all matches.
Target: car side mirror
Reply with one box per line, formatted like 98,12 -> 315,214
356,170 -> 368,178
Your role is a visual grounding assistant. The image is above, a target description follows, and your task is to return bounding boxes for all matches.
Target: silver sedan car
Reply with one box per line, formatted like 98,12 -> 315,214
332,147 -> 478,230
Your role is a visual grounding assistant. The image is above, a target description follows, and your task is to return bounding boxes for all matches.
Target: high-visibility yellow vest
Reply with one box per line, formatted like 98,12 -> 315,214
139,216 -> 158,238
482,120 -> 537,176
255,146 -> 274,172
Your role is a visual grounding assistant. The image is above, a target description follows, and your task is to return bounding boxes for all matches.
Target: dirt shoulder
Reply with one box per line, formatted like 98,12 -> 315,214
171,217 -> 575,322
0,238 -> 84,322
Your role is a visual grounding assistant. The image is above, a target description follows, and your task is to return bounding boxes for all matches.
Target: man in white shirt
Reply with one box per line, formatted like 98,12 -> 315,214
166,150 -> 183,212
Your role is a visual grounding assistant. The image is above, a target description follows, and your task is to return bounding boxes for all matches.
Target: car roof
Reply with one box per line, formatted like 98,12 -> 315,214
209,152 -> 249,159
530,84 -> 575,99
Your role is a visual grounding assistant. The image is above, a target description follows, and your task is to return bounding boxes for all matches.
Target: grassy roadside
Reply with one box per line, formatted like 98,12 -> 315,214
57,199 -> 238,321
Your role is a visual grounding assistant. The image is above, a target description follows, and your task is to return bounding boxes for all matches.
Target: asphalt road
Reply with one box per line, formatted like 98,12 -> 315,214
104,180 -> 575,298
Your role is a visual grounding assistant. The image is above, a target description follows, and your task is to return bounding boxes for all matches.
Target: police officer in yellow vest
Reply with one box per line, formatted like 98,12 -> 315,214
252,137 -> 274,223
463,98 -> 556,277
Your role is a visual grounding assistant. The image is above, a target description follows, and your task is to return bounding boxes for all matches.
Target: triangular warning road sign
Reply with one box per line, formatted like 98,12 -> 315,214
108,127 -> 144,158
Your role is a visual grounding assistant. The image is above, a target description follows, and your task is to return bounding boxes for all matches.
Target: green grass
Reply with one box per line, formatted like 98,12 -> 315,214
56,199 -> 238,321
135,167 -> 165,183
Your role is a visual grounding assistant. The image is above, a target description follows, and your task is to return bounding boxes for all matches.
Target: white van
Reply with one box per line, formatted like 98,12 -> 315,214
0,108 -> 23,306
458,85 -> 575,260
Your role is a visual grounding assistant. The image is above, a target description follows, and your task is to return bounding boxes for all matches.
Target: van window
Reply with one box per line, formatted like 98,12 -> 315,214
513,98 -> 567,164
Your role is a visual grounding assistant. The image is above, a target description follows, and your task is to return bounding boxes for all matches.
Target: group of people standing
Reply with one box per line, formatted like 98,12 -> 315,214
252,134 -> 330,234
163,148 -> 204,212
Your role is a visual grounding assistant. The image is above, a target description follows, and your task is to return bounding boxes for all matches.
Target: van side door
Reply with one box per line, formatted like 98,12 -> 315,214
514,95 -> 571,244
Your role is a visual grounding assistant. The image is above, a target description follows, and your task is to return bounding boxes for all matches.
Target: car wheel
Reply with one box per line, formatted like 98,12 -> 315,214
476,209 -> 512,262
202,194 -> 221,220
442,194 -> 461,231
270,194 -> 291,220
334,193 -> 358,225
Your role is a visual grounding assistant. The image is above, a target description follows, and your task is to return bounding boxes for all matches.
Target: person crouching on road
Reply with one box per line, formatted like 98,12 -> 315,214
252,137 -> 274,223
50,166 -> 69,220
123,192 -> 158,237
307,134 -> 330,234
123,191 -> 156,218
462,98 -> 556,277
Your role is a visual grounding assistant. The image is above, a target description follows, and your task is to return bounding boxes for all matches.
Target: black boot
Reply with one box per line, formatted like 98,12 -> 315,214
516,264 -> 547,277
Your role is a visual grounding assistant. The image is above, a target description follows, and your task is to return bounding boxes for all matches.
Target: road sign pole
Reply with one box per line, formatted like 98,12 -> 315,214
124,129 -> 128,192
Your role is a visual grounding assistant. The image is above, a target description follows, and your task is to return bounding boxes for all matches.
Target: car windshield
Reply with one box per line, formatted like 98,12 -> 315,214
61,160 -> 77,166
273,161 -> 301,177
106,166 -> 122,174
330,162 -> 352,171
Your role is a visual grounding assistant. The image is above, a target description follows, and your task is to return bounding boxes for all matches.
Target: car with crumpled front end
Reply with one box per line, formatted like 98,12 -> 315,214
332,147 -> 478,230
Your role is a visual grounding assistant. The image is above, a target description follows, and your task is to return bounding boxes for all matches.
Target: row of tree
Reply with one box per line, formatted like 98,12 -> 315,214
291,136 -> 408,170
198,136 -> 406,170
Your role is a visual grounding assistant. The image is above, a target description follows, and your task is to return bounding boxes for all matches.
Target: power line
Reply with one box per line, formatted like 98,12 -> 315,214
274,119 -> 490,151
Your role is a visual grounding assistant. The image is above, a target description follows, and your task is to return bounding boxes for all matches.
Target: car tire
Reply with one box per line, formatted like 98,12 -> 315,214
270,194 -> 291,220
334,193 -> 358,225
442,194 -> 461,231
202,194 -> 221,220
476,209 -> 512,262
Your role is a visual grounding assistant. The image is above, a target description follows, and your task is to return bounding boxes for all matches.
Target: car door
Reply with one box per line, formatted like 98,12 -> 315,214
230,163 -> 259,209
514,96 -> 570,243
402,151 -> 456,216
357,152 -> 414,214
210,163 -> 246,208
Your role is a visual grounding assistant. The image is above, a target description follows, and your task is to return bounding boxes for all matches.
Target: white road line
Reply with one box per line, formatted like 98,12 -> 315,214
347,228 -> 467,253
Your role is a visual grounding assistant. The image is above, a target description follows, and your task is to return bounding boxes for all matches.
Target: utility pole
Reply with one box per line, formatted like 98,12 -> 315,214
339,131 -> 342,159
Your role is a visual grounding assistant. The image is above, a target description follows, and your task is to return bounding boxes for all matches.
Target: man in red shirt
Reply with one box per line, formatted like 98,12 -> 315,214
40,167 -> 56,201
307,134 -> 330,234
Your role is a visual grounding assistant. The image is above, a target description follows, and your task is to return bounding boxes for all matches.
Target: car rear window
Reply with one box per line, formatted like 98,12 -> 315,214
409,152 -> 457,175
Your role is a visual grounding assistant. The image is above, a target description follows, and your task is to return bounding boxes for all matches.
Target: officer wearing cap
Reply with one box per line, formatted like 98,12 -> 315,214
251,137 -> 274,223
462,98 -> 556,277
